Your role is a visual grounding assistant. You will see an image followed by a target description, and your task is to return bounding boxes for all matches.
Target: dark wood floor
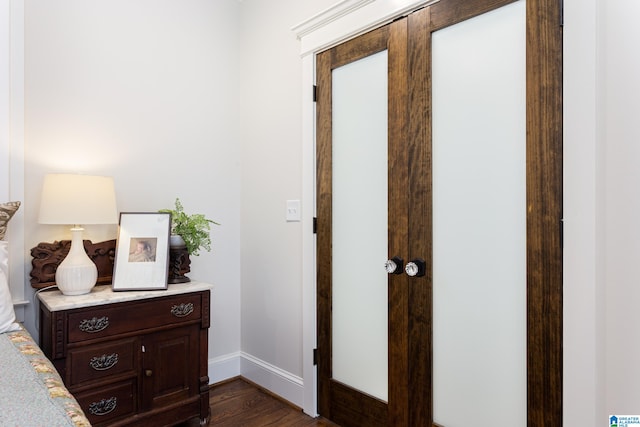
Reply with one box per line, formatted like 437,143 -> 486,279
200,377 -> 339,426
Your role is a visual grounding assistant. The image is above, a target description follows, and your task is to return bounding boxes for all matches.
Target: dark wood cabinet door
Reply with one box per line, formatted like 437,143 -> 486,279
141,324 -> 200,411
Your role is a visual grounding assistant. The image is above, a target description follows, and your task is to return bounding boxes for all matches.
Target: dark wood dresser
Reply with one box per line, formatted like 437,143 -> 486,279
38,282 -> 213,426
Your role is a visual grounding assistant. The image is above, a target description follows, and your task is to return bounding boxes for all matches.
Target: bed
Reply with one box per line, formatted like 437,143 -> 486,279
0,201 -> 91,426
0,326 -> 91,426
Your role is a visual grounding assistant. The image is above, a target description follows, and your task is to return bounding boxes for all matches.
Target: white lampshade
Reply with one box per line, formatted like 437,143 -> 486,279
39,174 -> 118,225
39,174 -> 118,296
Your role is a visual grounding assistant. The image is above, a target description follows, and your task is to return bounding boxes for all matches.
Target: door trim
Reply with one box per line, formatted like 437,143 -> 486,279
299,0 -> 562,421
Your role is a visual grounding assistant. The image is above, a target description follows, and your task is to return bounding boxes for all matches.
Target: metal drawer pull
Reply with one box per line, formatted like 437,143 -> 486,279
171,303 -> 194,318
89,353 -> 119,371
79,316 -> 110,333
88,397 -> 117,416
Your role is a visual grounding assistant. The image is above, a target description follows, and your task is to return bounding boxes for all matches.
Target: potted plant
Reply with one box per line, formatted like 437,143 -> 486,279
160,198 -> 219,256
160,199 -> 218,284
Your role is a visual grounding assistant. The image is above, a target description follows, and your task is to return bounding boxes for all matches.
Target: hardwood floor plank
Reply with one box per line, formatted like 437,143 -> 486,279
181,378 -> 339,427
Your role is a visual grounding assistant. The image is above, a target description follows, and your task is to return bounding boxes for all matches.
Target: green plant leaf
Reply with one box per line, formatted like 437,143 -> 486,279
159,198 -> 219,256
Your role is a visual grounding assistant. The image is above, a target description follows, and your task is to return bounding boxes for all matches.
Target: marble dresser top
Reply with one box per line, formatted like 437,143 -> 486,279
37,281 -> 214,312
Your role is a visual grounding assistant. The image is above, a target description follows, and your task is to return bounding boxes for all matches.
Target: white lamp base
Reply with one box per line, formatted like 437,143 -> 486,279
55,227 -> 98,296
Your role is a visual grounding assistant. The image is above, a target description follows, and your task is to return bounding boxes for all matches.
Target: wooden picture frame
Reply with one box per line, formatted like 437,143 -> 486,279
112,212 -> 171,291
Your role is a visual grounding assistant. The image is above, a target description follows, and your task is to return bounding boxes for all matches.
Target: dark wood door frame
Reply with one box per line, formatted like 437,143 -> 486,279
524,0 -> 563,423
406,0 -> 563,425
316,0 -> 562,425
316,19 -> 411,427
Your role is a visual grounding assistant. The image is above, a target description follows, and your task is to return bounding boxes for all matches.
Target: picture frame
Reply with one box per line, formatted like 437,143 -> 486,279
112,212 -> 171,291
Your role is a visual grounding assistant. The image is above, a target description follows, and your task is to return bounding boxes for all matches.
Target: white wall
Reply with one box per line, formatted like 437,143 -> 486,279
22,0 -> 242,365
237,0 -> 334,405
601,0 -> 640,414
566,0 -> 640,420
563,0 -> 603,424
6,0 -> 640,423
0,0 -> 26,319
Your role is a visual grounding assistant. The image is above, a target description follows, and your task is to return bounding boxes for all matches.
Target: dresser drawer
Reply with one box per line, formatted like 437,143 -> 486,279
67,337 -> 138,387
76,379 -> 136,426
67,293 -> 203,343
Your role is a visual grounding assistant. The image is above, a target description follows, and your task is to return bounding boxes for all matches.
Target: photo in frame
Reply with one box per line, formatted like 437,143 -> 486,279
112,212 -> 171,291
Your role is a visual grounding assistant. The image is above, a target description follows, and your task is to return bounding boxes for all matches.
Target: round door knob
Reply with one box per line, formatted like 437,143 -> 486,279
405,258 -> 426,277
145,369 -> 153,377
385,257 -> 404,274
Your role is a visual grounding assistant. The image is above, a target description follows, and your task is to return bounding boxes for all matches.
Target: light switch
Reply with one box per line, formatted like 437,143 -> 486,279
286,200 -> 301,222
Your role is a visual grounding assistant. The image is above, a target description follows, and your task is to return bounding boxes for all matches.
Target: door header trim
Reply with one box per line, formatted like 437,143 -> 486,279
292,0 -> 439,57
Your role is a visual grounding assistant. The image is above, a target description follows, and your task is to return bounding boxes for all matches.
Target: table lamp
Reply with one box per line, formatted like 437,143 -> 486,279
39,174 -> 118,295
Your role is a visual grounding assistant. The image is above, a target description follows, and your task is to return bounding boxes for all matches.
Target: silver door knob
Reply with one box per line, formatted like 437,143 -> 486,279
384,257 -> 403,274
405,258 -> 426,277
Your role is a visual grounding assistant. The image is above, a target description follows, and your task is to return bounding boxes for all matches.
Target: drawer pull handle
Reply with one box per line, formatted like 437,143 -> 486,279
88,397 -> 117,416
79,316 -> 110,333
90,353 -> 119,371
171,303 -> 194,318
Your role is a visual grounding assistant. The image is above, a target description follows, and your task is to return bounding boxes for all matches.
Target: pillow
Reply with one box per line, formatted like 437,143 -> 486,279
0,201 -> 21,240
0,241 -> 19,333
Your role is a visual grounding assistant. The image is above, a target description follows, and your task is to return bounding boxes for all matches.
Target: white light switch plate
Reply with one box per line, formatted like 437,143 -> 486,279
286,200 -> 301,222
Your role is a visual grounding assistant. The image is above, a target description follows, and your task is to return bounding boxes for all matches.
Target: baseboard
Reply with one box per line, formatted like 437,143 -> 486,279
208,351 -> 305,408
239,352 -> 304,408
209,351 -> 241,384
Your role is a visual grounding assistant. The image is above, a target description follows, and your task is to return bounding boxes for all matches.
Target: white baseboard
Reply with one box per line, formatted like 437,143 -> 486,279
208,351 -> 305,409
240,352 -> 304,408
209,351 -> 241,384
